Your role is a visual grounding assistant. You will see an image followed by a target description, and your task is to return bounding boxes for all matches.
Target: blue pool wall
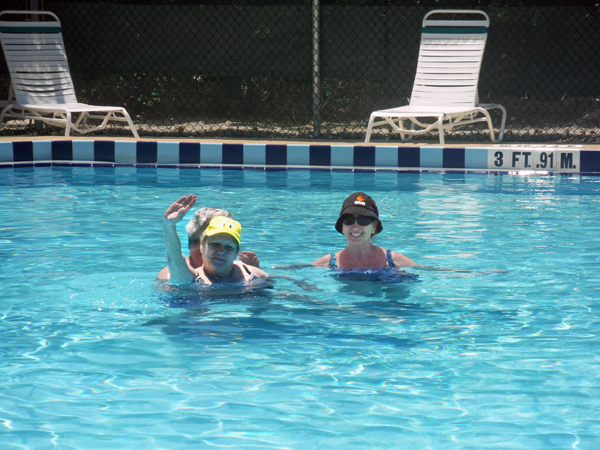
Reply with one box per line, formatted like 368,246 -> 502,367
1,139 -> 599,174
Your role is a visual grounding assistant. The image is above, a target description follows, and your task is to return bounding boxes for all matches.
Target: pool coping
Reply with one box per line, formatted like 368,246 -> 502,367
1,137 -> 600,174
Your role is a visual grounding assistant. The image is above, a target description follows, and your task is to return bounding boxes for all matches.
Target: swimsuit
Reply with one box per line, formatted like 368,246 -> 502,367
194,264 -> 258,285
242,264 -> 259,282
328,249 -> 396,270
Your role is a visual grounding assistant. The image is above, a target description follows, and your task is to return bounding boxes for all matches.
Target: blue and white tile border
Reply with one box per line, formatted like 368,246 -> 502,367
0,140 -> 597,174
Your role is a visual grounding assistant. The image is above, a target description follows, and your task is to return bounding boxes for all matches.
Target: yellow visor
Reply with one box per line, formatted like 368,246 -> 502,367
204,216 -> 242,247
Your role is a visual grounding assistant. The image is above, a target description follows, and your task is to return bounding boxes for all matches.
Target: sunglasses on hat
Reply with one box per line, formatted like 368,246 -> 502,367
342,215 -> 374,226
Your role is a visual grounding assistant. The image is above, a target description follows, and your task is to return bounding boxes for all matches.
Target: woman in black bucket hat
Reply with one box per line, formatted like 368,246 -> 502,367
312,192 -> 417,270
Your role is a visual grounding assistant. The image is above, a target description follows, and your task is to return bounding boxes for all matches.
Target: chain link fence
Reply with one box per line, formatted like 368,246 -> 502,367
1,0 -> 599,143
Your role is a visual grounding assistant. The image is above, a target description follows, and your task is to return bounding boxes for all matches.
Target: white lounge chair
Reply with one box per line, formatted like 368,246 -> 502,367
0,10 -> 139,137
365,9 -> 506,145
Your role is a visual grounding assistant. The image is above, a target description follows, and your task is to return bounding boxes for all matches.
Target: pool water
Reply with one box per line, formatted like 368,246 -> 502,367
1,166 -> 600,449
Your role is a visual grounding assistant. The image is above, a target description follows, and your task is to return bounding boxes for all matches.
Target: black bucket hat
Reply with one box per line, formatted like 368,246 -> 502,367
334,192 -> 383,235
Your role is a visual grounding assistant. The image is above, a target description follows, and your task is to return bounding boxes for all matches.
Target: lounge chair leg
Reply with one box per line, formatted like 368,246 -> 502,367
65,112 -> 71,137
365,115 -> 375,143
483,111 -> 496,143
406,121 -> 416,141
0,105 -> 10,127
81,113 -> 88,132
437,117 -> 445,145
122,110 -> 140,138
496,105 -> 507,143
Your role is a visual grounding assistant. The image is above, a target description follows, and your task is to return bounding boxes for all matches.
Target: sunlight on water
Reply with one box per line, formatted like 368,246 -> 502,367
1,167 -> 600,448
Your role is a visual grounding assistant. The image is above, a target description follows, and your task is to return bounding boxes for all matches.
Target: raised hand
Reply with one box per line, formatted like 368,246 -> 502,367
239,251 -> 260,267
164,194 -> 197,223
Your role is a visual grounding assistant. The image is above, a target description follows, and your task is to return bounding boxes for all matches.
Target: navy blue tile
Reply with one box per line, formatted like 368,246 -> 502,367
398,147 -> 420,168
52,140 -> 73,161
94,140 -> 115,162
354,146 -> 375,167
179,142 -> 200,164
580,151 -> 600,173
137,141 -> 157,164
222,143 -> 244,164
443,147 -> 465,169
310,145 -> 331,166
266,144 -> 287,165
13,141 -> 33,162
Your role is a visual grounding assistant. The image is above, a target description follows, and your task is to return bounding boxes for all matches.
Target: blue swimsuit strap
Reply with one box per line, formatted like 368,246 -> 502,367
329,253 -> 338,270
242,264 -> 259,281
386,249 -> 396,268
330,249 -> 395,269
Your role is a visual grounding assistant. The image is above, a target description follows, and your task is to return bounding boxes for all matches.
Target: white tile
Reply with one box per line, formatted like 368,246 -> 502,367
375,145 -> 398,167
157,141 -> 180,164
465,147 -> 489,169
0,142 -> 13,162
72,140 -> 94,162
114,140 -> 137,164
331,145 -> 354,167
420,146 -> 443,168
554,149 -> 580,172
32,140 -> 52,161
287,144 -> 310,166
201,142 -> 222,164
244,143 -> 266,165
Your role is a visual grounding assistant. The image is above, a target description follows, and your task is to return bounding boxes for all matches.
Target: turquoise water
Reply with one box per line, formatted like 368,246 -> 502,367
1,166 -> 600,449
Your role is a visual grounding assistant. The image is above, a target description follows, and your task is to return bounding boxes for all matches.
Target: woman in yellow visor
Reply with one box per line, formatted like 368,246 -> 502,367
163,194 -> 268,285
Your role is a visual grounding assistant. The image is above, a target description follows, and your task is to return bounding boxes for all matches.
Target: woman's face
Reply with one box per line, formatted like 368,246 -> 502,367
201,234 -> 239,274
342,215 -> 377,245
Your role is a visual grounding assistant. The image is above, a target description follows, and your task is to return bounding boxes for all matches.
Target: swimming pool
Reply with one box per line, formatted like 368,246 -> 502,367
2,163 -> 600,448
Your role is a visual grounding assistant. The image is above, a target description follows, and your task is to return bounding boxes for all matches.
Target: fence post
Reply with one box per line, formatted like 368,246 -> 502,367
312,0 -> 321,138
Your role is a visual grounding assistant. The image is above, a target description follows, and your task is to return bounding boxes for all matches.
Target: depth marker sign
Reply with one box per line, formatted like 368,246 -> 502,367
488,148 -> 580,173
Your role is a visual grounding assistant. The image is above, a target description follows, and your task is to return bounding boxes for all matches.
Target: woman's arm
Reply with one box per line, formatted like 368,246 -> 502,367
414,265 -> 506,273
311,254 -> 331,267
390,251 -> 504,272
163,195 -> 198,284
390,251 -> 418,267
243,263 -> 269,279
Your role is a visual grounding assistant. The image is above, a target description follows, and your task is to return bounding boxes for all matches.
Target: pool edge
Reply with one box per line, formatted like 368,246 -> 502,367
0,139 -> 597,174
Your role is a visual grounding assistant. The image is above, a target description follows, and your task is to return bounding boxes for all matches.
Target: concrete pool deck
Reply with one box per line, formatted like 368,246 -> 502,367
2,136 -> 600,174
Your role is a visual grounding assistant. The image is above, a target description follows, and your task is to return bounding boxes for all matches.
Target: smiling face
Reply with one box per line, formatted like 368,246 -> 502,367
201,233 -> 239,275
342,215 -> 378,246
